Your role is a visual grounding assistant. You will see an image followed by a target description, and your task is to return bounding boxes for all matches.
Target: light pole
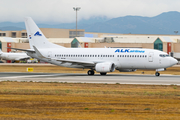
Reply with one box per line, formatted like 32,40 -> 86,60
73,7 -> 81,37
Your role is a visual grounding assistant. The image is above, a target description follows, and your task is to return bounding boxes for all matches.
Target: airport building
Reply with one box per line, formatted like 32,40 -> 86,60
0,28 -> 85,38
0,28 -> 180,62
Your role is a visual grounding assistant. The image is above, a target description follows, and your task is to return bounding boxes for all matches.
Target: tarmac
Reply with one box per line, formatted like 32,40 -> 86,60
0,72 -> 180,85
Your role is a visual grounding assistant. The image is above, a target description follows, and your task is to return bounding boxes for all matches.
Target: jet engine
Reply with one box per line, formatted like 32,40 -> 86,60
95,62 -> 115,73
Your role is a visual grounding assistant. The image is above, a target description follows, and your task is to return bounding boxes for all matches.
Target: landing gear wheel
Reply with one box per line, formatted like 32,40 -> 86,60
155,72 -> 160,76
100,72 -> 107,75
87,70 -> 94,75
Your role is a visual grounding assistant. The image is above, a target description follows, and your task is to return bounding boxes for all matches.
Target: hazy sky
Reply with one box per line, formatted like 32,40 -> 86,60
0,0 -> 180,23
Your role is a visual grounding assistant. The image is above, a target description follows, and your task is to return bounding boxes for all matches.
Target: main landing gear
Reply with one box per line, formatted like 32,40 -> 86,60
155,72 -> 160,76
87,70 -> 107,76
100,72 -> 107,75
87,70 -> 94,75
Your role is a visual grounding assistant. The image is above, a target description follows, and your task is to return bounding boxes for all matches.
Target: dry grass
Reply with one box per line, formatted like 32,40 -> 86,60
0,82 -> 180,120
0,64 -> 179,75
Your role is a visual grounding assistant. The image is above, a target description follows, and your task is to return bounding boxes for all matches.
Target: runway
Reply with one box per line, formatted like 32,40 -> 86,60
0,72 -> 180,85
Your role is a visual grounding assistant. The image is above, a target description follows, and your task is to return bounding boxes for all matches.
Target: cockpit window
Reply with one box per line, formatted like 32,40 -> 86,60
159,54 -> 170,57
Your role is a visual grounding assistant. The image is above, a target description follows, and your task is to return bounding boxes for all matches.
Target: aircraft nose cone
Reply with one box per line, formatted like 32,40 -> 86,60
170,58 -> 178,66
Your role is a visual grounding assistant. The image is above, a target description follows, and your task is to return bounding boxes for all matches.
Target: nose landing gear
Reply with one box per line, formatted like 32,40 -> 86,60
155,68 -> 165,76
155,72 -> 160,76
100,72 -> 107,75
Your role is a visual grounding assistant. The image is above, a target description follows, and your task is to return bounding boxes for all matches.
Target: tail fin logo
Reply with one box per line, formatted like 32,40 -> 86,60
34,31 -> 42,36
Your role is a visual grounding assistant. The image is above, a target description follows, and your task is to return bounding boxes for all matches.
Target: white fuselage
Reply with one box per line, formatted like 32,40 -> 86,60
18,17 -> 178,76
27,48 -> 177,70
0,52 -> 30,61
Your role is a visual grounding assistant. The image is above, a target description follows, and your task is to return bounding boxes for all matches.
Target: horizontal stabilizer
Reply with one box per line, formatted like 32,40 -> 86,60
33,46 -> 45,58
7,47 -> 35,52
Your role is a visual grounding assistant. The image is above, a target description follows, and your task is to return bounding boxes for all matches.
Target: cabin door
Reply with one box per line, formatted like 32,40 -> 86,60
48,51 -> 52,61
148,52 -> 154,62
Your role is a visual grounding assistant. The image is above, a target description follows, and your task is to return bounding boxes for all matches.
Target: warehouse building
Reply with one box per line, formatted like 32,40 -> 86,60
0,28 -> 85,38
72,36 -> 180,60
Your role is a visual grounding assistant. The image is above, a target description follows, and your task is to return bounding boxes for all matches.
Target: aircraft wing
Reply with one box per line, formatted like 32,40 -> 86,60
54,58 -> 95,66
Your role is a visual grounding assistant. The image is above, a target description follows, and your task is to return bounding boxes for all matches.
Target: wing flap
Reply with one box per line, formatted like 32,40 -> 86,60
54,58 -> 95,66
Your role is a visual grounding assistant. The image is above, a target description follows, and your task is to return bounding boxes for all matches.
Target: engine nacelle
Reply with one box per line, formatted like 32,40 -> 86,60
95,62 -> 115,73
118,69 -> 137,72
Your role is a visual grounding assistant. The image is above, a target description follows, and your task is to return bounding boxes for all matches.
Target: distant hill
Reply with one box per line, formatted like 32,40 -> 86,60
0,22 -> 25,31
78,11 -> 180,34
1,11 -> 180,34
0,26 -> 24,31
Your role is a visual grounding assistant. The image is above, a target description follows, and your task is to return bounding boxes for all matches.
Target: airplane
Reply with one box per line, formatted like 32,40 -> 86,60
9,17 -> 178,76
0,49 -> 30,61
